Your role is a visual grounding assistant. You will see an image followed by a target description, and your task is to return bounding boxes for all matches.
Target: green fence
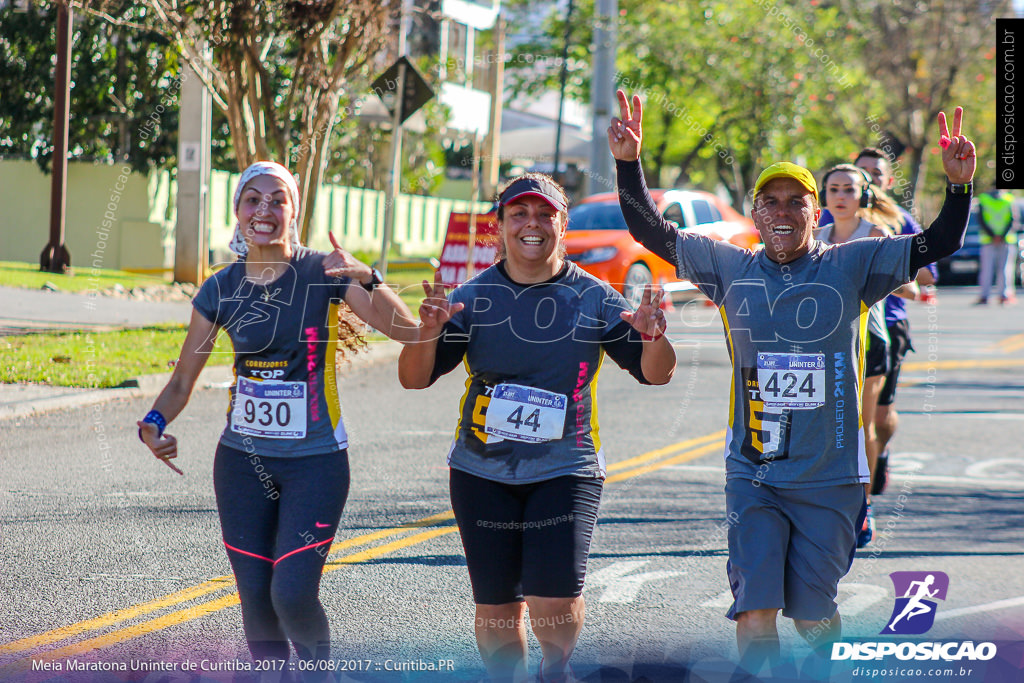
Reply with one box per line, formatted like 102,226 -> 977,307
210,170 -> 491,258
0,160 -> 490,272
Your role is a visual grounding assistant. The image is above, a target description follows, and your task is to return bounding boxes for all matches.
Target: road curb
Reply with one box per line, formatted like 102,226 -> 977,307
0,340 -> 403,421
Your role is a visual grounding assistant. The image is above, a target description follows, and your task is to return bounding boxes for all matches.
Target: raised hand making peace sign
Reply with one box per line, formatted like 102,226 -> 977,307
607,90 -> 644,161
619,284 -> 667,341
417,269 -> 465,340
938,106 -> 976,184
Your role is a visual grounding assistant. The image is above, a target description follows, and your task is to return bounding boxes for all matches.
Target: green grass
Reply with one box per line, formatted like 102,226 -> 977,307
382,265 -> 436,311
0,261 -> 170,293
0,259 -> 436,308
0,325 -> 233,388
0,260 -> 435,389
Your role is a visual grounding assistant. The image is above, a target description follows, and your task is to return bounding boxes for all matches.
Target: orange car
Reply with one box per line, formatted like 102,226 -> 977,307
564,189 -> 760,300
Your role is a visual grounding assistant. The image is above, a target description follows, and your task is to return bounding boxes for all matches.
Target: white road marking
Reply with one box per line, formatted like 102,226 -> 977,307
837,583 -> 889,617
891,473 -> 1024,490
934,595 -> 1024,621
588,560 -> 685,604
701,590 -> 733,609
964,458 -> 1024,479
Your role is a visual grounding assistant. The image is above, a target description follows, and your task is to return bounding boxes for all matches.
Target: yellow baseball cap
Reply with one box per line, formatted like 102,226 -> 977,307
753,162 -> 818,203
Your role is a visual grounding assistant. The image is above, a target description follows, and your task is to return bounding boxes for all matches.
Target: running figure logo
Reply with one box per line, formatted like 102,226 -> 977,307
881,571 -> 949,635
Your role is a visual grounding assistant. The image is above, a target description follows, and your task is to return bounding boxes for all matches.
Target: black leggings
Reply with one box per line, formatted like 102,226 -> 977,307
450,468 -> 604,604
213,443 -> 350,669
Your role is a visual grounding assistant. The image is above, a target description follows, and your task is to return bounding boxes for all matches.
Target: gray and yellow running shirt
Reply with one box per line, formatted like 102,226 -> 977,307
192,247 -> 351,458
428,261 -> 650,484
675,234 -> 912,488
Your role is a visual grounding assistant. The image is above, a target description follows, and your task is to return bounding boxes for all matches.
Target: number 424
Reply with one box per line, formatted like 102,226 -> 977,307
763,372 -> 815,398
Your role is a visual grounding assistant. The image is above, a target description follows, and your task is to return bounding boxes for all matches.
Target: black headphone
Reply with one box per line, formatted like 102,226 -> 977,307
820,166 -> 874,209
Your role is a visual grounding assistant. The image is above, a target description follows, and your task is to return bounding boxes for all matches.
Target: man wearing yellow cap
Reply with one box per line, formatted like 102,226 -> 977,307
608,89 -> 975,679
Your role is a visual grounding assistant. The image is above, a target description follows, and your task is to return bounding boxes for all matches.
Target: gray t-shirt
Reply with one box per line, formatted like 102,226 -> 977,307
192,247 -> 351,458
438,261 -> 646,484
675,233 -> 912,487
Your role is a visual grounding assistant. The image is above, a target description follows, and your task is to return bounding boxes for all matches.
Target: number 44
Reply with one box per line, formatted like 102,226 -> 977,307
507,406 -> 542,432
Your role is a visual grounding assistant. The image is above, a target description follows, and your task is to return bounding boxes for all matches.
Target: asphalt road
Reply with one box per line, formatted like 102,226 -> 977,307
1,288 -> 1022,683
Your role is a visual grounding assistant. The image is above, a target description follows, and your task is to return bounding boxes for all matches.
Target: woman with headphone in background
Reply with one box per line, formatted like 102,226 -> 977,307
816,164 -> 914,548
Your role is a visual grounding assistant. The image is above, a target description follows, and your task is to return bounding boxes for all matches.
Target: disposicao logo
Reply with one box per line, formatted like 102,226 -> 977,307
831,570 -> 998,664
881,570 -> 949,635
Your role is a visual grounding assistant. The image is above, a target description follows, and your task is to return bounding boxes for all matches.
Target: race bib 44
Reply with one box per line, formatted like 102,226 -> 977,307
484,384 -> 567,443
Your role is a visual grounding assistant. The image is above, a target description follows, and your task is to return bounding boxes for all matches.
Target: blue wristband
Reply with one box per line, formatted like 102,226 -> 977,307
139,409 -> 167,442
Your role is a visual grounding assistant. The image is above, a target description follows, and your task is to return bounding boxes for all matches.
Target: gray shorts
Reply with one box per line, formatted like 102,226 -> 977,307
724,478 -> 864,622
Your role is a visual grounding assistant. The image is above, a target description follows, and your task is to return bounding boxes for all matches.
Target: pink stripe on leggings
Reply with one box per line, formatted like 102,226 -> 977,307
223,541 -> 274,563
273,538 -> 332,566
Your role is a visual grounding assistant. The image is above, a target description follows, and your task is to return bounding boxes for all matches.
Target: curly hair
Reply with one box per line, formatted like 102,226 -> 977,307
334,302 -> 369,363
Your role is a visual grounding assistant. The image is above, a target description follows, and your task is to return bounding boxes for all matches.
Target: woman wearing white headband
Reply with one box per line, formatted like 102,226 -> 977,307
138,161 -> 417,677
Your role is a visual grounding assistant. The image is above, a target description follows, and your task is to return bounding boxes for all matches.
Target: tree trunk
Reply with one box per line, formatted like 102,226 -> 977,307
649,109 -> 674,187
296,98 -> 341,244
906,143 -> 929,221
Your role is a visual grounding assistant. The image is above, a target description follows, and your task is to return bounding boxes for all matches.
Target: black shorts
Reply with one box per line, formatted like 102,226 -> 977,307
449,468 -> 603,605
865,330 -> 891,379
878,319 -> 914,406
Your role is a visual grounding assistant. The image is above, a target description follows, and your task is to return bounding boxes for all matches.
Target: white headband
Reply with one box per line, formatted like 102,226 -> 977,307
228,161 -> 303,256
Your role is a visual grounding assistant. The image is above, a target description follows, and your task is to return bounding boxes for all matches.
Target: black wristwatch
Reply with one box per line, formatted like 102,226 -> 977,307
360,268 -> 383,292
947,181 -> 973,195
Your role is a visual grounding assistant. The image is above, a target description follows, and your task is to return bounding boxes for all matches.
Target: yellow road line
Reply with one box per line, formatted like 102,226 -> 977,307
325,509 -> 455,560
607,430 -> 726,472
902,358 -> 1024,371
326,525 -> 459,568
0,576 -> 235,655
983,332 -> 1024,353
0,511 -> 456,657
995,333 -> 1024,353
3,524 -> 461,672
9,593 -> 244,669
607,441 -> 724,484
1,435 -> 722,666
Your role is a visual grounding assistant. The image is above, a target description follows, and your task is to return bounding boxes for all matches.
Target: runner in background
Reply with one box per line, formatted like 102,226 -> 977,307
138,161 -> 418,680
852,148 -> 939,495
816,163 -> 907,547
399,173 -> 675,683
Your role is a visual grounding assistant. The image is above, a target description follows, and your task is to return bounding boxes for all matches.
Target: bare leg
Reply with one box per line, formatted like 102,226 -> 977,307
875,403 -> 898,455
474,602 -> 528,683
524,595 -> 585,682
862,374 -> 886,496
734,608 -> 780,680
794,611 -> 842,681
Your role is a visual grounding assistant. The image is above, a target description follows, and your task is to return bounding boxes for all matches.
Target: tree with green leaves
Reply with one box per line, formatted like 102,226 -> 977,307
0,1 -> 179,174
502,0 -> 999,213
87,0 -> 399,241
833,0 -> 1008,214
